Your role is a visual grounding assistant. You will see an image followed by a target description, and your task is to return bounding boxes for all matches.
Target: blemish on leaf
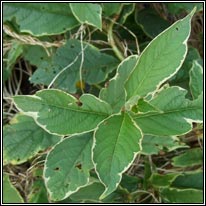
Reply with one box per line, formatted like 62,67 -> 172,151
54,167 -> 60,171
76,101 -> 83,107
75,164 -> 82,169
70,44 -> 75,48
176,27 -> 179,31
76,81 -> 85,90
103,121 -> 108,125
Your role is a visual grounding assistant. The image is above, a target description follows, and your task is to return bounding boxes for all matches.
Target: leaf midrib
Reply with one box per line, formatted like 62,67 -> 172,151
128,43 -> 183,98
35,99 -> 110,117
133,105 -> 201,120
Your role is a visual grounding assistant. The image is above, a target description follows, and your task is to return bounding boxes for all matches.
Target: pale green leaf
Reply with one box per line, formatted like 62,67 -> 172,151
100,55 -> 138,113
141,135 -> 188,155
3,174 -> 24,203
3,114 -> 60,165
125,9 -> 195,100
133,86 -> 203,136
44,133 -> 93,201
93,113 -> 142,199
161,188 -> 203,203
70,3 -> 102,30
3,3 -> 79,36
172,148 -> 202,167
29,40 -> 118,93
13,89 -> 112,136
189,60 -> 203,99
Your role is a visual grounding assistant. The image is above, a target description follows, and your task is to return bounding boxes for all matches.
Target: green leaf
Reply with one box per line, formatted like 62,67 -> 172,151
30,40 -> 118,93
141,135 -> 188,155
166,3 -> 203,14
132,86 -> 203,136
3,3 -> 79,36
150,173 -> 180,188
70,181 -> 105,202
44,132 -> 93,201
161,188 -> 203,203
120,174 -> 140,192
189,60 -> 203,99
23,45 -> 56,86
125,9 -> 195,100
28,169 -> 49,203
172,148 -> 202,167
169,47 -> 202,92
3,41 -> 23,82
100,55 -> 138,113
171,171 -> 203,190
131,98 -> 161,114
28,178 -> 49,203
3,114 -> 60,165
135,8 -> 170,38
13,89 -> 112,136
93,113 -> 142,199
119,3 -> 135,24
102,3 -> 122,16
3,174 -> 24,203
70,3 -> 102,30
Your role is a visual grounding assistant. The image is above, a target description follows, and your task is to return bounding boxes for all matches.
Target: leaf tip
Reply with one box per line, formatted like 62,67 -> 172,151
189,7 -> 196,17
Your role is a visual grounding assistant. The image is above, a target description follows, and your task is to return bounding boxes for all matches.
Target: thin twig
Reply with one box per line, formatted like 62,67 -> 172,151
79,25 -> 85,94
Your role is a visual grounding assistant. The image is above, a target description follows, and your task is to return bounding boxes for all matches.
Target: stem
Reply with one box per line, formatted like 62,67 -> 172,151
107,21 -> 124,61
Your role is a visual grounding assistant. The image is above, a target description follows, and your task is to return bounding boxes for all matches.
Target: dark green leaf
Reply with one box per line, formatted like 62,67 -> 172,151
172,148 -> 202,167
135,8 -> 170,38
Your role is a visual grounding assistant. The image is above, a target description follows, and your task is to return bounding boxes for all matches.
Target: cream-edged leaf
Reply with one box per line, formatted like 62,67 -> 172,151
125,9 -> 195,100
93,113 -> 142,199
13,89 -> 112,136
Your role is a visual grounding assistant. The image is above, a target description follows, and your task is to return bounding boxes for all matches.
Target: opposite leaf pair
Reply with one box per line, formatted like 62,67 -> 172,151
12,8 -> 203,201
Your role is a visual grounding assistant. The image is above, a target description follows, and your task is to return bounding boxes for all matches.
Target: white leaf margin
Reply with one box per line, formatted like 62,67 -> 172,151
12,88 -> 112,136
91,113 -> 143,199
125,8 -> 196,101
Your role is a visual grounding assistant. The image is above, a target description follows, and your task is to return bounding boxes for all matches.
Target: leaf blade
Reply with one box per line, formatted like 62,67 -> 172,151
189,60 -> 203,99
132,86 -> 203,136
3,174 -> 24,203
125,9 -> 195,100
13,89 -> 112,136
100,55 -> 138,113
93,113 -> 142,199
70,3 -> 102,30
3,3 -> 79,36
3,114 -> 60,165
44,133 -> 93,201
